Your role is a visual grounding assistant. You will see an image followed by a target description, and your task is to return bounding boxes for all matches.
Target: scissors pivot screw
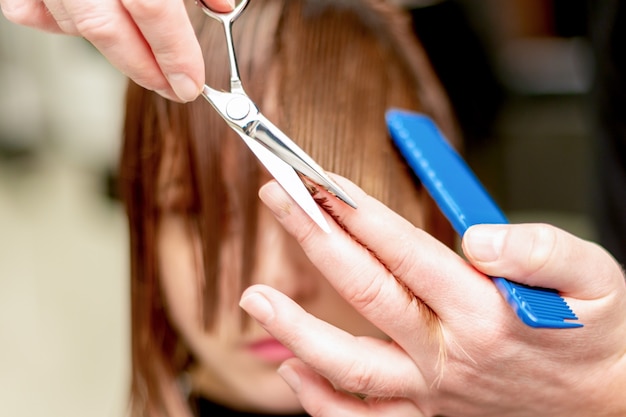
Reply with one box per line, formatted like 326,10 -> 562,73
226,97 -> 251,120
197,0 -> 356,233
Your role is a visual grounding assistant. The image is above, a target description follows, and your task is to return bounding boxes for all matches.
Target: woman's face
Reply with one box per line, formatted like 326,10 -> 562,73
156,166 -> 390,413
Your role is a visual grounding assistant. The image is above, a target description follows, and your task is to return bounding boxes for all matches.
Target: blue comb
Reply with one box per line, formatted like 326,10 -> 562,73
386,109 -> 582,329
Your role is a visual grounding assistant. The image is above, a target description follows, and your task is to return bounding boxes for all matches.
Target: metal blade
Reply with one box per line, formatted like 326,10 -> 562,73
235,131 -> 331,233
250,115 -> 357,209
201,85 -> 356,211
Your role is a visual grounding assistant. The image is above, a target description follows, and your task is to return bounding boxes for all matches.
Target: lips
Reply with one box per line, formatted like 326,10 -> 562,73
246,338 -> 295,362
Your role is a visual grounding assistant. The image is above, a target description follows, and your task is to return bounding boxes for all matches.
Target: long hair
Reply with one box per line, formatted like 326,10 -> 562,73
119,0 -> 460,415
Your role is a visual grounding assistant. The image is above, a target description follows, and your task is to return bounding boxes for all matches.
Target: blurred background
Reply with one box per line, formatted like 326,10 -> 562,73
0,1 -> 600,416
0,13 -> 129,417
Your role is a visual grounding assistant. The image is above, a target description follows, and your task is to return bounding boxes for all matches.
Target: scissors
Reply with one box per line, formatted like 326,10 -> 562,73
195,0 -> 357,233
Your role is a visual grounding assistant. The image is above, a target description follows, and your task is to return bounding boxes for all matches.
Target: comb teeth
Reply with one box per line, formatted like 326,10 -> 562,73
386,109 -> 583,329
494,278 -> 582,328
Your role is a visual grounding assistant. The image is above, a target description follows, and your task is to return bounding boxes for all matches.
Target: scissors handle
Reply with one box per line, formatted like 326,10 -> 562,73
197,0 -> 358,230
196,0 -> 250,94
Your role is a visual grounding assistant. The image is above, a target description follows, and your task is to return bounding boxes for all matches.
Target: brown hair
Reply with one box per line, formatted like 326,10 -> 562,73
119,0 -> 460,415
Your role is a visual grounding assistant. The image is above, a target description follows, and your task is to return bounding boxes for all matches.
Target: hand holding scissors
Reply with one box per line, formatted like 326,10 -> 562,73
0,0 -> 233,102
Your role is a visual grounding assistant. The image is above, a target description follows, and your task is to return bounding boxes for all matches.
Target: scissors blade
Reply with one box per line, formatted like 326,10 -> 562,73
234,131 -> 332,233
250,115 -> 358,209
201,87 -> 356,209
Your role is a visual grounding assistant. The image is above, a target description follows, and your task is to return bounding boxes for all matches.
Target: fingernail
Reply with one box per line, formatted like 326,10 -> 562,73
239,291 -> 275,325
464,225 -> 507,262
167,73 -> 201,102
278,364 -> 301,393
258,181 -> 292,220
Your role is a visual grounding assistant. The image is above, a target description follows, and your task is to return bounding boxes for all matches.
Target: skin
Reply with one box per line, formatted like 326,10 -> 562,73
12,0 -> 622,413
0,0 -> 231,102
238,176 -> 626,417
156,170 -> 391,414
116,2 -> 450,412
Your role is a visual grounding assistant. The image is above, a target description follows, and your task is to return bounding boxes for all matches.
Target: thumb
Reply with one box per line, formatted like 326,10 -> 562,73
461,223 -> 622,299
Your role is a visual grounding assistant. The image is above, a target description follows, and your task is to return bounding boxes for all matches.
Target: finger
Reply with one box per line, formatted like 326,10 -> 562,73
239,284 -> 427,398
279,358 -> 424,417
278,358 -> 373,417
259,180 -> 453,355
259,178 -> 505,328
462,223 -> 626,299
1,0 -> 63,32
59,0 -> 178,101
121,0 -> 204,101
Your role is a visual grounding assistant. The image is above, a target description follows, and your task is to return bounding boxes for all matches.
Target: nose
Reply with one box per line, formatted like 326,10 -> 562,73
251,207 -> 320,302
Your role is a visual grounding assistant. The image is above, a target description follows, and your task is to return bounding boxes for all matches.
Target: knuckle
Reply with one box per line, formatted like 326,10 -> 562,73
120,0 -> 164,20
339,361 -> 379,395
73,12 -> 118,43
383,232 -> 422,278
339,264 -> 386,314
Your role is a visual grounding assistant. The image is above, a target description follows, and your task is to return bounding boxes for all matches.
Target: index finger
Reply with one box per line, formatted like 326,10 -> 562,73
121,0 -> 205,101
258,177 -> 507,334
239,284 -> 426,399
51,0 -> 180,100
